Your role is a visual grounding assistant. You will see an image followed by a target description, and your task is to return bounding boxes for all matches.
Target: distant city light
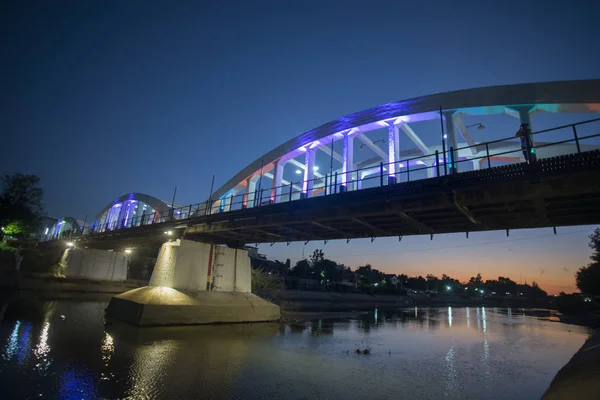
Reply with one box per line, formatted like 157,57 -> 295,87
446,286 -> 451,291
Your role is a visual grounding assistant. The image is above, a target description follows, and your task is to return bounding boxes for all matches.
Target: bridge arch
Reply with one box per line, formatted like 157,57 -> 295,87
93,193 -> 169,232
208,79 -> 600,212
44,216 -> 81,239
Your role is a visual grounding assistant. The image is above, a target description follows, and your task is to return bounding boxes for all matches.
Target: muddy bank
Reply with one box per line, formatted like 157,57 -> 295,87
0,271 -> 145,294
542,328 -> 600,399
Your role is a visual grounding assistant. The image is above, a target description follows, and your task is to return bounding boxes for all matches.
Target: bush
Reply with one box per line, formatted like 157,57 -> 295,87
251,268 -> 284,300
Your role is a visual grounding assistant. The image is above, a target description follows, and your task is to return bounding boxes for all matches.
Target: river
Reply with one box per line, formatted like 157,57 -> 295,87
0,292 -> 591,399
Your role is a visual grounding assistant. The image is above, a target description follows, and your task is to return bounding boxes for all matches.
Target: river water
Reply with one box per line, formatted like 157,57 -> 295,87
0,292 -> 590,400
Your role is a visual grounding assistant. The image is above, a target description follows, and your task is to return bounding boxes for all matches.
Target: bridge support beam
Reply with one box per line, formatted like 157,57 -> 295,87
386,122 -> 400,184
244,176 -> 258,208
302,149 -> 316,198
105,239 -> 280,326
340,132 -> 355,192
270,160 -> 284,203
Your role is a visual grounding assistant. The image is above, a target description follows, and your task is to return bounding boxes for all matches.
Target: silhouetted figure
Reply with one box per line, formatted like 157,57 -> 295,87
515,123 -> 536,163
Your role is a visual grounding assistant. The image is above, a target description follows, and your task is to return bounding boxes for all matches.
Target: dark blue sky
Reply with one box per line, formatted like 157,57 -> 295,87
2,1 -> 599,292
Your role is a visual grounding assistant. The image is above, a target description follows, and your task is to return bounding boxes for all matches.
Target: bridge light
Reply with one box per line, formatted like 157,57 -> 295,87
446,286 -> 451,291
295,169 -> 302,174
443,134 -> 448,139
313,166 -> 319,171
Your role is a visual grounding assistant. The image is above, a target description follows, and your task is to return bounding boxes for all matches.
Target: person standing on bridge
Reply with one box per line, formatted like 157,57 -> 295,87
515,123 -> 536,163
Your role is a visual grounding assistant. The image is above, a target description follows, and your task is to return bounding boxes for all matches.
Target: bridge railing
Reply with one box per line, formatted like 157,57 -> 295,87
56,117 -> 600,240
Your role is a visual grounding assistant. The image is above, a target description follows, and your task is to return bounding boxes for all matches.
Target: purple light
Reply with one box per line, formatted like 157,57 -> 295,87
387,123 -> 396,176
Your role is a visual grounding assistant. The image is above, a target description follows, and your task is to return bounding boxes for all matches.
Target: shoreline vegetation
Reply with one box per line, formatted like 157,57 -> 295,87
2,271 -> 598,329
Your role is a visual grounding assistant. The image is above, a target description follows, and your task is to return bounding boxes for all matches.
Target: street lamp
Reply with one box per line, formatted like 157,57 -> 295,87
466,123 -> 485,130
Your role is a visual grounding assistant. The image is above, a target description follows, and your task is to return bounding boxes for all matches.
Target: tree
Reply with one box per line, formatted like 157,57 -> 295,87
251,268 -> 284,300
575,228 -> 600,295
576,264 -> 600,295
290,259 -> 313,278
309,249 -> 325,265
0,174 -> 44,238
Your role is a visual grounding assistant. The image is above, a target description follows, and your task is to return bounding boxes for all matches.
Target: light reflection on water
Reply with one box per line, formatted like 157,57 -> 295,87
0,296 -> 592,400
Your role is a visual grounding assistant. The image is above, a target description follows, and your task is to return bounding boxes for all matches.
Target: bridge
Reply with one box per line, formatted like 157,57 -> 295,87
40,79 -> 600,326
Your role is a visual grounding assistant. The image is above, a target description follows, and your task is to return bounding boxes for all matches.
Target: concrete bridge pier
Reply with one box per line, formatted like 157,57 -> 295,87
62,247 -> 128,281
105,239 -> 280,326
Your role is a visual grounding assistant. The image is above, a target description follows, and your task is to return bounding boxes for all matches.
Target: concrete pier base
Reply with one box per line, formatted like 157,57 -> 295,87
105,239 -> 280,326
105,286 -> 280,326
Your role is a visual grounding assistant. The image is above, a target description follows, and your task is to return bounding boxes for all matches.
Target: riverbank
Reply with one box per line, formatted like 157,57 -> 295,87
0,271 -> 144,294
273,289 -> 414,311
542,328 -> 600,399
281,310 -> 370,322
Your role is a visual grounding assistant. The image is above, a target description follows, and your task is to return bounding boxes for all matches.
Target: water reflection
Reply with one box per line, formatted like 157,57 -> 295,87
17,322 -> 31,365
3,320 -> 20,360
33,321 -> 52,373
444,347 -> 458,397
0,296 -> 592,400
59,363 -> 99,400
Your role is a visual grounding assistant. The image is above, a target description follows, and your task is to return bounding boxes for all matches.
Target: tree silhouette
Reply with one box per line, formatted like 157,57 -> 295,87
575,228 -> 600,295
0,173 -> 44,239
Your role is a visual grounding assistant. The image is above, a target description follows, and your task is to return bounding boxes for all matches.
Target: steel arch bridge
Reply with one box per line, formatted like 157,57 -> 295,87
206,79 -> 600,214
60,79 -> 600,248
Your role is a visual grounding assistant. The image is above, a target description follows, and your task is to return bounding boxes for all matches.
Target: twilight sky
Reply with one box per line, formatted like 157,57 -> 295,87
2,1 -> 599,293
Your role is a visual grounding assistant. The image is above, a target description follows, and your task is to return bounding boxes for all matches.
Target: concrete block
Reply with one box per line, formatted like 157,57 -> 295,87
63,247 -> 127,281
105,286 -> 280,326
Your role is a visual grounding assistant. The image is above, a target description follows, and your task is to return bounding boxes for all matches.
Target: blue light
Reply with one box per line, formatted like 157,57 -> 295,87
58,364 -> 99,400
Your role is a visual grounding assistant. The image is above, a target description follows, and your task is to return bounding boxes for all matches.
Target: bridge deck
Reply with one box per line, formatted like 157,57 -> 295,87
75,150 -> 600,249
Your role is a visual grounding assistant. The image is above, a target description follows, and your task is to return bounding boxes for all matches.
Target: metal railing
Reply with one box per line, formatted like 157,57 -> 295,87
48,117 -> 600,241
